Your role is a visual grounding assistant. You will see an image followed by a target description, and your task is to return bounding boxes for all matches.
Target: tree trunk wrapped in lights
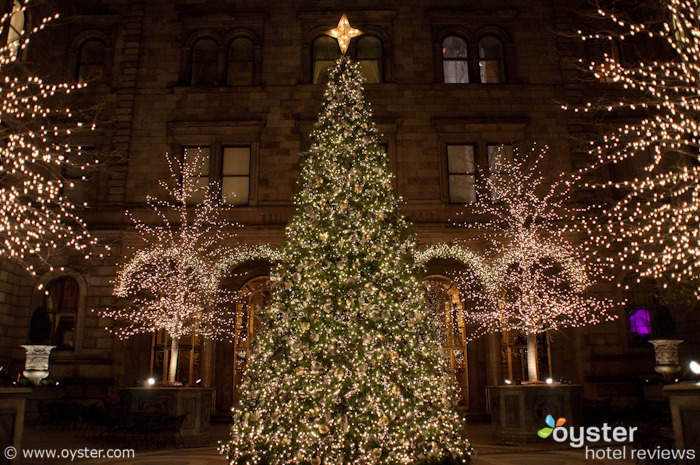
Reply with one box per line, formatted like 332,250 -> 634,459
453,146 -> 616,381
0,1 -> 103,277
102,152 -> 239,384
222,56 -> 471,465
566,0 -> 700,290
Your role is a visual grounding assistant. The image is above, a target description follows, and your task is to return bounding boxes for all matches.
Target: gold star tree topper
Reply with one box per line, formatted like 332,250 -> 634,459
325,14 -> 363,55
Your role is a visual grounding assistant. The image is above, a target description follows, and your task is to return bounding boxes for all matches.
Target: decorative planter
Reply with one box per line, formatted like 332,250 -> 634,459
119,387 -> 213,439
650,339 -> 684,381
488,384 -> 583,442
21,344 -> 54,385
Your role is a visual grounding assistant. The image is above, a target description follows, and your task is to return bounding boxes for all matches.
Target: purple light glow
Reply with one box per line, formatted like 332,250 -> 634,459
630,308 -> 651,335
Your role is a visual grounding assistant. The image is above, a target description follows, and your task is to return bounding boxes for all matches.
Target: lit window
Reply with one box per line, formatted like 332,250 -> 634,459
442,36 -> 468,83
76,39 -> 106,83
629,308 -> 651,335
227,38 -> 254,85
44,277 -> 79,349
479,36 -> 505,83
191,38 -> 218,86
357,36 -> 383,83
183,146 -> 210,204
447,145 -> 476,203
222,146 -> 250,205
7,0 -> 24,57
312,36 -> 341,84
487,144 -> 513,201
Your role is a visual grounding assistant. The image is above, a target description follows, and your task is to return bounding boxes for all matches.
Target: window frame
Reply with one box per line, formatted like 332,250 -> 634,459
190,36 -> 220,87
478,35 -> 506,84
75,38 -> 107,84
221,145 -> 252,206
442,35 -> 469,84
303,21 -> 393,84
33,272 -> 87,354
487,143 -> 514,202
356,35 -> 384,83
226,36 -> 255,86
311,35 -> 341,84
446,144 -> 477,204
170,122 -> 262,207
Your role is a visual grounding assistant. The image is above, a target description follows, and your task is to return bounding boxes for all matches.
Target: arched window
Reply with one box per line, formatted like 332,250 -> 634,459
191,37 -> 218,86
442,36 -> 468,83
478,35 -> 505,83
357,36 -> 383,83
312,36 -> 341,84
44,277 -> 80,349
76,39 -> 106,83
227,37 -> 254,86
6,0 -> 24,57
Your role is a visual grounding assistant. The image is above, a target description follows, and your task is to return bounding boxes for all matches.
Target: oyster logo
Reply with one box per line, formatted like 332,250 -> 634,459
538,414 -> 566,439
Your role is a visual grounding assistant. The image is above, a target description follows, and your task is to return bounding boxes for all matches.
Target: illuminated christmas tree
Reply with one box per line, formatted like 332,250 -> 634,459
223,17 -> 471,465
453,146 -> 615,380
566,0 -> 700,288
103,152 -> 238,384
0,2 -> 101,276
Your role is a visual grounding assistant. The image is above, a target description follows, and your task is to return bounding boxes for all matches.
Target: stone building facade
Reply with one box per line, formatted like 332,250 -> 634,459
1,0 -> 698,415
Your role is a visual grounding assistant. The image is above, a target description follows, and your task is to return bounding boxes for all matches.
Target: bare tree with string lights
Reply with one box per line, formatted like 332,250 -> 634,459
0,1 -> 103,277
565,0 -> 700,290
452,145 -> 616,381
102,151 -> 242,384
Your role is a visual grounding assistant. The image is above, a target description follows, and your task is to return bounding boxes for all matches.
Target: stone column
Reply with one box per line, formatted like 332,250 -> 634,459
486,332 -> 503,386
201,339 -> 215,388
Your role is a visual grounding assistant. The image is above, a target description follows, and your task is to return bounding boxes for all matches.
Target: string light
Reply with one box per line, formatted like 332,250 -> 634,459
0,3 -> 102,276
567,0 -> 700,290
101,152 -> 245,383
221,56 -> 472,465
449,145 -> 617,338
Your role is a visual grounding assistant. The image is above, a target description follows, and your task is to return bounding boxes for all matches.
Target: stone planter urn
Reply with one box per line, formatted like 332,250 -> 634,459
650,339 -> 683,382
21,344 -> 54,385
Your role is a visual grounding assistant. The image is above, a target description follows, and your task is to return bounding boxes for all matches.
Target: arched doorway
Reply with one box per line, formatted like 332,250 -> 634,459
232,276 -> 270,404
424,275 -> 469,409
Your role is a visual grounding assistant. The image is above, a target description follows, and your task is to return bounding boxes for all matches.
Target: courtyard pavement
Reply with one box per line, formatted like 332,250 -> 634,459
14,420 -> 638,465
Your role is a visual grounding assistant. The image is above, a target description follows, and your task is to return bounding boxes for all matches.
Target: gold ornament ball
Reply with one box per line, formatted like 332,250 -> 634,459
301,321 -> 311,331
318,424 -> 330,435
311,458 -> 321,465
371,448 -> 382,460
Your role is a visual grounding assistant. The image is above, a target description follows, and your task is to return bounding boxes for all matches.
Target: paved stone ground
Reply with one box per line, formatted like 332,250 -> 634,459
14,420 -> 640,465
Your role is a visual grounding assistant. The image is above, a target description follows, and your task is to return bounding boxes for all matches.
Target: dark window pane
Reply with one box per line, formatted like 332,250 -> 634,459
77,39 -> 106,83
312,36 -> 340,83
443,36 -> 468,83
228,38 -> 254,85
479,36 -> 505,83
358,36 -> 382,83
443,36 -> 467,59
191,38 -> 218,86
